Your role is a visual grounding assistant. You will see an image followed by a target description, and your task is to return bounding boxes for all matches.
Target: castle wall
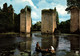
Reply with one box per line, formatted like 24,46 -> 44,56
20,12 -> 26,33
52,12 -> 57,32
41,9 -> 56,34
70,8 -> 79,33
20,7 -> 31,33
26,10 -> 31,33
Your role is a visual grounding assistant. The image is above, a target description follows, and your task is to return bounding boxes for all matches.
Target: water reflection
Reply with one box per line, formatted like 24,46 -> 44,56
18,33 -> 32,56
41,35 -> 58,50
0,33 -> 80,56
69,35 -> 80,56
56,36 -> 70,56
31,33 -> 42,56
70,35 -> 79,51
14,48 -> 21,56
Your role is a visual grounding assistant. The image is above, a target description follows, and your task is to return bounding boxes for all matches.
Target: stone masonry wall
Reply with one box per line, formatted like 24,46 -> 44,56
41,9 -> 57,34
52,12 -> 57,32
70,8 -> 79,33
20,10 -> 26,33
26,10 -> 31,33
20,7 -> 31,33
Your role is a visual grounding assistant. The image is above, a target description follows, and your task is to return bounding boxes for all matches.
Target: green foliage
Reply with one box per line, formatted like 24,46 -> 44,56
0,7 -> 1,12
59,19 -> 70,33
66,0 -> 80,13
0,12 -> 8,32
67,0 -> 80,8
0,8 -> 14,32
32,21 -> 41,31
56,11 -> 59,28
0,3 -> 20,33
14,13 -> 20,32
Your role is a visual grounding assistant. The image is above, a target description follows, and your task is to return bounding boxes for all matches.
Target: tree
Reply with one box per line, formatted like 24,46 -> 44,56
0,3 -> 15,32
56,11 -> 59,29
32,21 -> 41,31
59,19 -> 70,33
0,7 -> 1,12
14,13 -> 20,32
0,12 -> 8,32
67,0 -> 80,8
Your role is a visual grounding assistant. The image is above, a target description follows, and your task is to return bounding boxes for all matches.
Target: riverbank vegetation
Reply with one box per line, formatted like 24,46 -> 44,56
0,32 -> 19,35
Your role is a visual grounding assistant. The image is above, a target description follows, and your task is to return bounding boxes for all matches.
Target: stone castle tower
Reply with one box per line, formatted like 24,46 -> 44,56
70,7 -> 79,33
66,6 -> 80,33
20,6 -> 31,33
41,8 -> 57,34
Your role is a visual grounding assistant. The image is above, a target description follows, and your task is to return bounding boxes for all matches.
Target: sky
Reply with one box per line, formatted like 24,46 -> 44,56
0,0 -> 70,24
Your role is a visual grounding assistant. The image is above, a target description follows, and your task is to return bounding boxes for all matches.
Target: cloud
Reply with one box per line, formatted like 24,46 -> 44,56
56,5 -> 67,15
59,15 -> 70,22
37,0 -> 55,9
27,0 -> 37,9
31,11 -> 39,19
0,4 -> 3,8
59,18 -> 68,21
22,0 -> 37,9
37,0 -> 67,15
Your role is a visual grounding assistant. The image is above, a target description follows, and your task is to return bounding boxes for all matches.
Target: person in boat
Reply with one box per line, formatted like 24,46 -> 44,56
51,46 -> 55,53
36,42 -> 41,51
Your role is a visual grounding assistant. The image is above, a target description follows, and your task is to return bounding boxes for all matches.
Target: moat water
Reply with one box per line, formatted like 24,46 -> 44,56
0,32 -> 80,56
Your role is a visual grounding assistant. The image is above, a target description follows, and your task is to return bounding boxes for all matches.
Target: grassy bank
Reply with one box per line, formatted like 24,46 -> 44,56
0,32 -> 19,35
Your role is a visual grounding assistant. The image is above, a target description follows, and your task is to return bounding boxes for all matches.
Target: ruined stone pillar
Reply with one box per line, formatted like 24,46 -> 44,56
20,6 -> 31,33
41,9 -> 57,34
70,7 -> 79,33
20,9 -> 26,33
25,7 -> 31,33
